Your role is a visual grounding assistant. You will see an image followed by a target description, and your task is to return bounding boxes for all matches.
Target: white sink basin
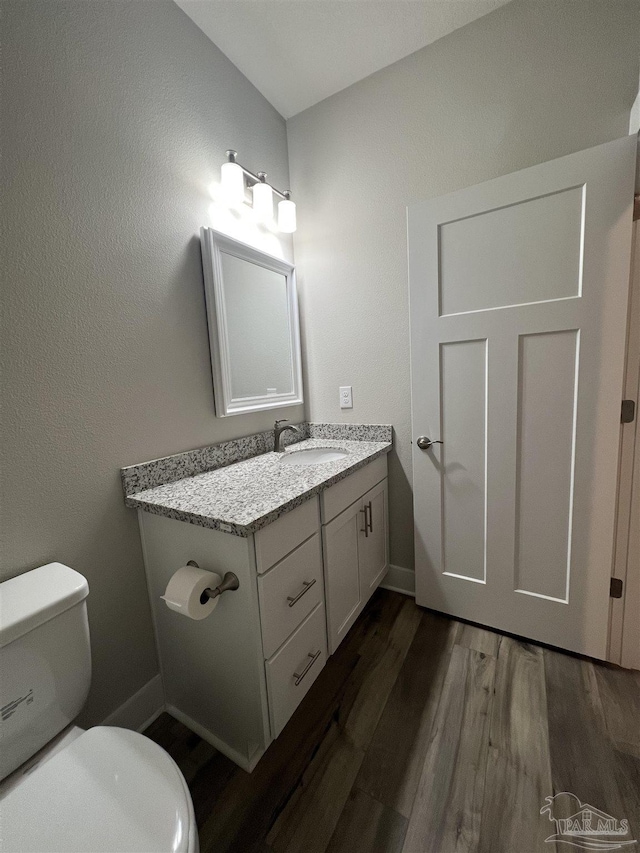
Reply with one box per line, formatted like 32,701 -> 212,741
280,447 -> 349,466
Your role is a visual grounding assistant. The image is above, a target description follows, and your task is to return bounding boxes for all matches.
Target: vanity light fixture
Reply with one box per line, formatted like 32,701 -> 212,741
278,191 -> 297,234
221,150 -> 297,233
220,154 -> 245,207
252,172 -> 274,222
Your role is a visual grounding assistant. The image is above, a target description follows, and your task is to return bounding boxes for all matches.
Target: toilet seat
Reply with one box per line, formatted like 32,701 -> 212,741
0,726 -> 198,853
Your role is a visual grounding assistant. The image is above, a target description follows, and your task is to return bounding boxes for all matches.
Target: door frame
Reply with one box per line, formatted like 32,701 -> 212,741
609,216 -> 640,670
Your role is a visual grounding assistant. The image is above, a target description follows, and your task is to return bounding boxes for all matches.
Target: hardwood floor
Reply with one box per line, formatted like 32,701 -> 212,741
145,589 -> 640,853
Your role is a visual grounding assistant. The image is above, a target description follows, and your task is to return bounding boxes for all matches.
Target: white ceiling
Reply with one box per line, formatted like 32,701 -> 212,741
175,0 -> 511,118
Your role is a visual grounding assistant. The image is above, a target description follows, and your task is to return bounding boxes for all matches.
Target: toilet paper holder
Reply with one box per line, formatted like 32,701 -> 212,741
187,561 -> 239,603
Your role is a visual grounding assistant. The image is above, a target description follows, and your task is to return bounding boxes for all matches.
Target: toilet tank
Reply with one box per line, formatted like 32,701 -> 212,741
0,563 -> 91,781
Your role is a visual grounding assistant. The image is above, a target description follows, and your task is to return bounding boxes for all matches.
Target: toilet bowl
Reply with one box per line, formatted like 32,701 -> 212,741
0,563 -> 198,853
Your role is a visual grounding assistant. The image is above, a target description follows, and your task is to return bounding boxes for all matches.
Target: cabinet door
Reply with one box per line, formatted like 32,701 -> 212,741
322,499 -> 364,654
359,479 -> 389,599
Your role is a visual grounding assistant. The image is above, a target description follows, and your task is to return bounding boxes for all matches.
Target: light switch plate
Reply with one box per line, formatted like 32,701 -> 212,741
339,386 -> 353,409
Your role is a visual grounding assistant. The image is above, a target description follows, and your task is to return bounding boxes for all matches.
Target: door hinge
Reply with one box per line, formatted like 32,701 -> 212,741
621,400 -> 635,424
610,577 -> 624,599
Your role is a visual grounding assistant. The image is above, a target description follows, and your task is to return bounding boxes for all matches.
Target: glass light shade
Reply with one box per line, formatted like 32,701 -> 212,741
252,181 -> 274,222
278,198 -> 297,233
220,161 -> 245,206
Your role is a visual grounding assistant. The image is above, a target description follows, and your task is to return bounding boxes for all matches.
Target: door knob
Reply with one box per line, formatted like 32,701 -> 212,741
416,436 -> 443,450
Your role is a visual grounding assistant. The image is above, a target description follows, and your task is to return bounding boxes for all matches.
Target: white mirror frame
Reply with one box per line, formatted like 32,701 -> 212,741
200,227 -> 304,417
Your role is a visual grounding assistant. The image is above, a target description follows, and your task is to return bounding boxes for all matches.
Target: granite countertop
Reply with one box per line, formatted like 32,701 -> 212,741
126,437 -> 391,536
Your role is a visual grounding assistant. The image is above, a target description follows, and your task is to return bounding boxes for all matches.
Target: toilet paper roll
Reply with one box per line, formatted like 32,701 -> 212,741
161,565 -> 222,620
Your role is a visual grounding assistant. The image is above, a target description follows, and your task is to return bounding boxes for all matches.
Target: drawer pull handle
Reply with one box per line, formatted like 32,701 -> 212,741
293,650 -> 321,686
287,578 -> 316,607
360,502 -> 373,536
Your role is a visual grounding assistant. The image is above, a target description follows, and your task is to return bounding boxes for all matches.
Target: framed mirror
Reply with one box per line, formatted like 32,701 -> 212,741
200,228 -> 303,417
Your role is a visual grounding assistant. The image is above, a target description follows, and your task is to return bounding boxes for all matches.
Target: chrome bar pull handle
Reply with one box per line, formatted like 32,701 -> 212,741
287,578 -> 316,607
360,507 -> 369,537
416,436 -> 443,450
293,650 -> 321,686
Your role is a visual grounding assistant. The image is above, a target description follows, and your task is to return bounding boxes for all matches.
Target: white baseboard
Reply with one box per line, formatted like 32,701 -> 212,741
380,564 -> 415,597
101,674 -> 165,732
166,704 -> 263,772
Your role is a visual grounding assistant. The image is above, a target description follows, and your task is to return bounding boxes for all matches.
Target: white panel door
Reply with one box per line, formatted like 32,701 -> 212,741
408,136 -> 636,659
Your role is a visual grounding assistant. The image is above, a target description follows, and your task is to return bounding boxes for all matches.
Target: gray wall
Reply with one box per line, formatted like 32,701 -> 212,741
288,0 -> 640,572
1,1 -> 300,724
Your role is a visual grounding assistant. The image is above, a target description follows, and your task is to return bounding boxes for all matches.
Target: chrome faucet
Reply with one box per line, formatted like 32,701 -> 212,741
274,419 -> 301,452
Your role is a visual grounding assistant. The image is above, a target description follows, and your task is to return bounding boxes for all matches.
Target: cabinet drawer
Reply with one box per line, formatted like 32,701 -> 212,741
258,533 -> 324,659
255,497 -> 319,573
265,603 -> 327,737
321,455 -> 387,524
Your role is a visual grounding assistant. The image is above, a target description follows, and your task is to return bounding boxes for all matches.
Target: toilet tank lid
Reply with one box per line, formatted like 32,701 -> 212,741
0,563 -> 89,649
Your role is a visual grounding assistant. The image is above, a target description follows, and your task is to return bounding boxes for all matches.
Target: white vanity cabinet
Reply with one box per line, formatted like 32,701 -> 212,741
321,456 -> 389,652
137,453 -> 388,771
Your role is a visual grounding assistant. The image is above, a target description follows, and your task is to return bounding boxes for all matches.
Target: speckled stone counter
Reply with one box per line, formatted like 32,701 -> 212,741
124,427 -> 392,537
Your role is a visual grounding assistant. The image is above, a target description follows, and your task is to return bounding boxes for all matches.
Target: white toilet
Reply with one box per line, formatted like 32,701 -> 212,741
0,562 -> 199,853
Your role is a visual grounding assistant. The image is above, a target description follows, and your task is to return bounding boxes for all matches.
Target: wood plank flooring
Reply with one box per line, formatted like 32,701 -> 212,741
145,590 -> 640,853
